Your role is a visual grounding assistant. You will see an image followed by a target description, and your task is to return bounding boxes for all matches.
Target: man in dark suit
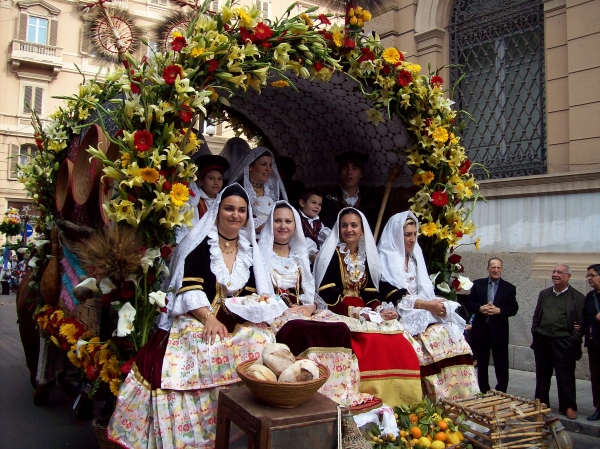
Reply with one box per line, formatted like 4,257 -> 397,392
467,258 -> 518,393
531,264 -> 585,420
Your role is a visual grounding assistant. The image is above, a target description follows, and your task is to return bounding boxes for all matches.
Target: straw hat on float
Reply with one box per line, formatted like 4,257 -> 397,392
55,159 -> 74,212
72,124 -> 109,206
98,142 -> 121,225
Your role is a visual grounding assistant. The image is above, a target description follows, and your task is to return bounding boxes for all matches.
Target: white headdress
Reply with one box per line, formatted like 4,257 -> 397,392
258,201 -> 315,304
377,211 -> 436,300
313,207 -> 381,290
229,147 -> 287,227
162,183 -> 274,311
220,137 -> 251,180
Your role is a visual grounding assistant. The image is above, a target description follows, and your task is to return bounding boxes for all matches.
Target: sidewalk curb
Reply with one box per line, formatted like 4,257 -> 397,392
558,417 -> 600,437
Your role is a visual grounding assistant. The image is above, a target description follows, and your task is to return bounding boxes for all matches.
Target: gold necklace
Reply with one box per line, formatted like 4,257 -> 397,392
220,243 -> 238,254
273,248 -> 289,257
250,180 -> 264,190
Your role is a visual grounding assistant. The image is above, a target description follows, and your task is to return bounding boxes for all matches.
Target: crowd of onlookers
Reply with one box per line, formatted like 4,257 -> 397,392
0,252 -> 28,295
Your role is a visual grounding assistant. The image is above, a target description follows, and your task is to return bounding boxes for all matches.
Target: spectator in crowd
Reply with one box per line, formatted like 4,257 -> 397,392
584,264 -> 600,421
531,264 -> 585,420
467,258 -> 518,393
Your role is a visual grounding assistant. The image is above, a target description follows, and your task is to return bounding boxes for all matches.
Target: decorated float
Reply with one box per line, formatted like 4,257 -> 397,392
14,0 -> 499,447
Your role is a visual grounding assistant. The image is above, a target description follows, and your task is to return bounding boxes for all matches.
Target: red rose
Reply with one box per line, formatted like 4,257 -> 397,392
253,22 -> 273,41
397,70 -> 413,87
240,28 -> 255,43
121,358 -> 134,375
133,130 -> 153,152
130,79 -> 141,94
430,75 -> 444,87
448,254 -> 462,264
163,181 -> 172,191
431,190 -> 449,207
451,278 -> 461,290
170,36 -> 187,52
344,37 -> 356,49
357,47 -> 375,63
178,105 -> 194,123
100,292 -> 115,307
119,281 -> 135,300
160,245 -> 173,259
318,14 -> 331,25
207,59 -> 219,73
382,65 -> 391,75
162,64 -> 184,85
458,263 -> 465,273
459,159 -> 471,175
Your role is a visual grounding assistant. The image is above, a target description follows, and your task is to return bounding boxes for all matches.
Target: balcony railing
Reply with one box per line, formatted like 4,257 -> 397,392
10,40 -> 63,77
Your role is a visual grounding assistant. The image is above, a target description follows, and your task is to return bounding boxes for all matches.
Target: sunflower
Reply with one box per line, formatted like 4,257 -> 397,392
59,323 -> 80,345
421,222 -> 438,237
382,48 -> 401,65
67,350 -> 83,368
110,378 -> 123,397
140,167 -> 160,184
421,171 -> 435,185
169,183 -> 190,207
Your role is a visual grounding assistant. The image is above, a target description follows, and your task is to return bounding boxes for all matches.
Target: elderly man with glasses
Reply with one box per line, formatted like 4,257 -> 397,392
531,264 -> 585,420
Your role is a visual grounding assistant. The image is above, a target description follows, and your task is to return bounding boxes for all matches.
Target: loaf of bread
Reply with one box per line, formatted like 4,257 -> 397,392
262,343 -> 296,376
246,363 -> 277,382
278,359 -> 319,382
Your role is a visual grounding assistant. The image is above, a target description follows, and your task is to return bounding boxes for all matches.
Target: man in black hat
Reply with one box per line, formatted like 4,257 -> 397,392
321,151 -> 377,229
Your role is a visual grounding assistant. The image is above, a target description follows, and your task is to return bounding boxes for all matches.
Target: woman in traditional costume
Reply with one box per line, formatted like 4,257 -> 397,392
108,184 -> 278,449
259,202 -> 371,407
176,154 -> 229,243
227,147 -> 287,233
312,207 -> 422,407
378,211 -> 479,401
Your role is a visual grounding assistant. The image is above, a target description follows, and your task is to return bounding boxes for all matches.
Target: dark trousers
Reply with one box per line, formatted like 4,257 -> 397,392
473,325 -> 509,392
589,344 -> 600,410
534,334 -> 577,412
1,280 -> 9,295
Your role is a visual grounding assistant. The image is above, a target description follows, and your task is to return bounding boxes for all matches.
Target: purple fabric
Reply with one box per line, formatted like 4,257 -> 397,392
133,329 -> 170,389
276,320 -> 352,356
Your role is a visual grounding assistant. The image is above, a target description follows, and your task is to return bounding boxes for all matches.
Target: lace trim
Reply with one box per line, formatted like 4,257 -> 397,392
338,241 -> 366,284
207,228 -> 252,295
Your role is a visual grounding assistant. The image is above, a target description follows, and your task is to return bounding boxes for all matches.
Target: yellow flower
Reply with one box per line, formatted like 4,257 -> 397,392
355,6 -> 363,15
140,167 -> 160,184
110,378 -> 123,397
67,350 -> 82,368
362,10 -> 372,21
357,18 -> 364,28
172,31 -> 182,38
449,133 -> 459,145
407,152 -> 424,166
50,336 -> 60,347
170,183 -> 190,207
432,127 -> 449,144
405,63 -> 421,74
112,200 -> 136,222
421,171 -> 435,185
270,80 -> 290,88
98,348 -> 112,366
421,222 -> 438,237
475,237 -> 481,250
412,173 -> 423,185
300,13 -> 313,26
331,25 -> 344,47
51,310 -> 65,321
381,47 -> 401,65
190,47 -> 206,58
59,323 -> 79,345
349,16 -> 358,26
120,152 -> 131,168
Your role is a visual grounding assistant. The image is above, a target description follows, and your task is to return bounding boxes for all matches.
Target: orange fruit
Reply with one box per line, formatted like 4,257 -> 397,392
409,413 -> 419,423
434,431 -> 447,442
437,420 -> 448,431
427,434 -> 433,441
400,430 -> 408,438
410,426 -> 422,439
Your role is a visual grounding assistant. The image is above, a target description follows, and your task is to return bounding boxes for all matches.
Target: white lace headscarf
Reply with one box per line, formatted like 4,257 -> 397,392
378,211 -> 436,300
162,183 -> 274,313
258,201 -> 315,304
313,207 -> 381,291
226,147 -> 288,228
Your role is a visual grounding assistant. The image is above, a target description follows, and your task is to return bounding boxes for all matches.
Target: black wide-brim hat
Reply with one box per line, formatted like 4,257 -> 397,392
335,151 -> 368,173
195,154 -> 230,179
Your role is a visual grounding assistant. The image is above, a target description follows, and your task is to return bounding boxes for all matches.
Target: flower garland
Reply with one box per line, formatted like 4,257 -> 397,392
0,208 -> 22,237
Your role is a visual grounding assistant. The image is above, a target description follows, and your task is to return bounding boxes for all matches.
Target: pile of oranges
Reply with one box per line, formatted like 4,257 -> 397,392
362,398 -> 468,448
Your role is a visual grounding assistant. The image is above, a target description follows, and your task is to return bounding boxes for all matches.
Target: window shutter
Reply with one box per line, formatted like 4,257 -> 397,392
34,87 -> 44,115
10,145 -> 19,178
19,13 -> 27,40
261,1 -> 270,20
210,0 -> 219,11
23,86 -> 32,114
49,19 -> 58,46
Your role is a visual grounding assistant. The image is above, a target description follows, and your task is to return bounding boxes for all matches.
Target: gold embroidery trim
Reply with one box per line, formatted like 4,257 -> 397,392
361,368 -> 421,376
182,277 -> 204,283
131,363 -> 152,390
318,283 -> 336,291
385,289 -> 399,300
298,347 -> 353,357
244,286 -> 257,293
177,285 -> 204,294
363,288 -> 378,292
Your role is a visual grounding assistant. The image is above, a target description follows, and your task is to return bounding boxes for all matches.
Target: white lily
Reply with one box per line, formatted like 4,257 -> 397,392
148,290 -> 167,308
34,239 -> 50,249
28,256 -> 40,268
141,247 -> 161,273
116,302 -> 136,337
99,277 -> 116,295
429,272 -> 440,284
75,277 -> 99,293
457,275 -> 474,291
76,339 -> 88,358
437,282 -> 451,293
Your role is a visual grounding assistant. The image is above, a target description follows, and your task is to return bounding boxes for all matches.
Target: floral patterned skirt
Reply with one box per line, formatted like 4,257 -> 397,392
108,316 -> 275,449
407,323 -> 479,401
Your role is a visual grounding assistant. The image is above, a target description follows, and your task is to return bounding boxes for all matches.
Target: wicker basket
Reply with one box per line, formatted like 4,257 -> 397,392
92,418 -> 121,449
99,142 -> 121,225
55,159 -> 74,212
59,294 -> 101,335
72,124 -> 109,206
236,358 -> 329,408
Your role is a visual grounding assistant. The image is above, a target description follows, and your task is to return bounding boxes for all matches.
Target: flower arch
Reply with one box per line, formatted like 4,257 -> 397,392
18,1 -> 479,395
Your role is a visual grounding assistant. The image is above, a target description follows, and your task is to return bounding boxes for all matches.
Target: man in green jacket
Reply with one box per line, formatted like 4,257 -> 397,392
531,264 -> 585,420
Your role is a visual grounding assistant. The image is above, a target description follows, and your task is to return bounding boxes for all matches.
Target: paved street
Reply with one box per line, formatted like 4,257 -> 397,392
1,291 -> 600,448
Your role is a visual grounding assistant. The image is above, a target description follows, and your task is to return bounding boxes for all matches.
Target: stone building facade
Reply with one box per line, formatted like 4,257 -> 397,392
368,0 -> 600,378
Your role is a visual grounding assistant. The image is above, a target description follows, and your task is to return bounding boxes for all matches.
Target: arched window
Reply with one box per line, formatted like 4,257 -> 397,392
449,0 -> 546,179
